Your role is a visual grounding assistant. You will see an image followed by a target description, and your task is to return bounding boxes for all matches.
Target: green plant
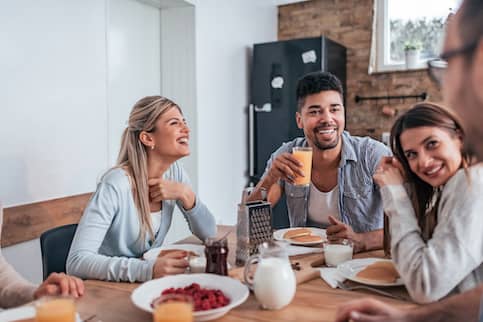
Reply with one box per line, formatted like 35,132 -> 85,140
404,41 -> 421,51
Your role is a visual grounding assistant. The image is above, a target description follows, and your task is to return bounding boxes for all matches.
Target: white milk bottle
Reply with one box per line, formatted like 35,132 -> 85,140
244,241 -> 296,310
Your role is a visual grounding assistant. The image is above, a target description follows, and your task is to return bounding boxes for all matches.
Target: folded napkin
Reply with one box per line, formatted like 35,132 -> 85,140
0,306 -> 35,321
285,245 -> 323,257
319,267 -> 346,288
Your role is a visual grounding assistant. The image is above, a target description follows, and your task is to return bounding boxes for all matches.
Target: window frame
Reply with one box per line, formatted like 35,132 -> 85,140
374,0 -> 431,73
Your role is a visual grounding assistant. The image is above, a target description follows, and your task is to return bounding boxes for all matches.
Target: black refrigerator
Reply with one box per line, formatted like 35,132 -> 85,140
248,36 -> 347,228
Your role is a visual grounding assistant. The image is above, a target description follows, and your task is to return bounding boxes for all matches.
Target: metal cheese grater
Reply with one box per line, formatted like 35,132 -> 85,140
236,188 -> 273,266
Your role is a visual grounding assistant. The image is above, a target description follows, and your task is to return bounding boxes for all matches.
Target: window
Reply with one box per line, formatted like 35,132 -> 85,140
372,0 -> 461,73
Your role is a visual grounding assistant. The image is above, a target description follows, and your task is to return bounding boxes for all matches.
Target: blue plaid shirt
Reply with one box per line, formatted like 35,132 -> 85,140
263,131 -> 391,232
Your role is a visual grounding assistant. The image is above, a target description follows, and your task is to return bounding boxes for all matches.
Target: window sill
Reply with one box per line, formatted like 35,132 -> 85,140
369,62 -> 429,75
370,67 -> 428,75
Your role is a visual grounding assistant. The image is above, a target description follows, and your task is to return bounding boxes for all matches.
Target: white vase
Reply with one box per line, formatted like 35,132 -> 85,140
405,49 -> 419,69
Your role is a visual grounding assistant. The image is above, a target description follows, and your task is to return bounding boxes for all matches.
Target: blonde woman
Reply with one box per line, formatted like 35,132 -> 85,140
66,96 -> 216,282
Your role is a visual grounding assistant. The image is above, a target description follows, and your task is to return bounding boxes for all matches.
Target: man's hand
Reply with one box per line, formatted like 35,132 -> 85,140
246,152 -> 303,204
327,216 -> 365,252
34,273 -> 84,299
148,178 -> 195,210
335,298 -> 410,322
265,152 -> 304,185
152,250 -> 189,279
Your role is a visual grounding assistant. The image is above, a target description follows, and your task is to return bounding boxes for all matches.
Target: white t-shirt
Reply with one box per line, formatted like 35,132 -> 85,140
307,183 -> 340,225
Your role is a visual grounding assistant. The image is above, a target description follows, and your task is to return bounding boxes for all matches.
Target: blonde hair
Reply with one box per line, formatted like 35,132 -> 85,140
116,95 -> 180,242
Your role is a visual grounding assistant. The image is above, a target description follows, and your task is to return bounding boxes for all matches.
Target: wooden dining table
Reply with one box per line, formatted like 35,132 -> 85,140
74,226 -> 416,322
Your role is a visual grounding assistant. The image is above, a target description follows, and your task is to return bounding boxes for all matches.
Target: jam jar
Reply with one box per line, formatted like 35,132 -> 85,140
204,237 -> 229,276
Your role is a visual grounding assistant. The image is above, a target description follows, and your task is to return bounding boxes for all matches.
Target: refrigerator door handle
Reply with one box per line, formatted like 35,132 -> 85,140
248,104 -> 255,179
254,103 -> 272,112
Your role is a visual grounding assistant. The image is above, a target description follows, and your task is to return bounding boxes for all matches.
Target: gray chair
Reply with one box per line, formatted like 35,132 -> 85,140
40,224 -> 77,280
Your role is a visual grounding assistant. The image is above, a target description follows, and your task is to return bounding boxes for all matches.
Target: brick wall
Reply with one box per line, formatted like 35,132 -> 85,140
278,0 -> 442,140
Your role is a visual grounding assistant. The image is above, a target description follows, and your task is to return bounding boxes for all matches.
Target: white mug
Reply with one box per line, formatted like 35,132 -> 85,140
243,241 -> 296,310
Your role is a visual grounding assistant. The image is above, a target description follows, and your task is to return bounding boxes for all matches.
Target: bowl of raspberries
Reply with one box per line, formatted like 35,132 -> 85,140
131,273 -> 249,321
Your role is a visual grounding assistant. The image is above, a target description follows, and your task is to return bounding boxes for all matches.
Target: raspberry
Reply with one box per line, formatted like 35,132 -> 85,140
156,283 -> 230,312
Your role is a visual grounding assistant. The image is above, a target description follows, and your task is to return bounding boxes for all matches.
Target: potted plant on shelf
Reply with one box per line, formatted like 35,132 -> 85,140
404,42 -> 421,69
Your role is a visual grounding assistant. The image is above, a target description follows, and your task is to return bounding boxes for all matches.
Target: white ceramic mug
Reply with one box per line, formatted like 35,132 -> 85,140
188,255 -> 206,273
243,241 -> 296,310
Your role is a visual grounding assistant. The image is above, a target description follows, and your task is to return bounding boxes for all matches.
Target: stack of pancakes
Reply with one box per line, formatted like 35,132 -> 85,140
283,228 -> 323,243
355,261 -> 400,283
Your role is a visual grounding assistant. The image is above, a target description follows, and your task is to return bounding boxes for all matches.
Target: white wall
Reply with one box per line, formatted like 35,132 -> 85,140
195,0 -> 279,225
0,0 -> 108,206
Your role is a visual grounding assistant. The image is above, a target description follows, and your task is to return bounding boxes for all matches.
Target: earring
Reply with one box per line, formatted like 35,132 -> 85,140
151,145 -> 155,150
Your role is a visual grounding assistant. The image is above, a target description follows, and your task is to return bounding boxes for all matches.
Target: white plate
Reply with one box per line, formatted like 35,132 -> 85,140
0,306 -> 81,321
131,273 -> 249,322
273,227 -> 327,246
143,244 -> 205,261
337,258 -> 404,287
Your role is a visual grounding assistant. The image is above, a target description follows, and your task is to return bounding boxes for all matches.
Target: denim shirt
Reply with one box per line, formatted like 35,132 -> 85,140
263,131 -> 391,232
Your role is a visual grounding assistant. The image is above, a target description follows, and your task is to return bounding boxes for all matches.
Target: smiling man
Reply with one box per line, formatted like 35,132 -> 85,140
249,71 -> 391,252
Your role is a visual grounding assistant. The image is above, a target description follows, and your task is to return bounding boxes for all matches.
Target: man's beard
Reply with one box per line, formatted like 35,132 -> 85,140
455,84 -> 483,161
462,115 -> 483,162
312,127 -> 340,151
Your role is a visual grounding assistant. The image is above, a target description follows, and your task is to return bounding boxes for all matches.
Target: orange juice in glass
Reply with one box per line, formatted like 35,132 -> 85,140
153,294 -> 193,322
292,146 -> 312,186
36,296 -> 76,322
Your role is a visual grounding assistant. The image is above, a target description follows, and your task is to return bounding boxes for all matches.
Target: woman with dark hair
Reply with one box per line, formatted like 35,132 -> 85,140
373,102 -> 483,304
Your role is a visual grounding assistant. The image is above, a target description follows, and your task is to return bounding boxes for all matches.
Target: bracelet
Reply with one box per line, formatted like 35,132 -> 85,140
260,187 -> 268,201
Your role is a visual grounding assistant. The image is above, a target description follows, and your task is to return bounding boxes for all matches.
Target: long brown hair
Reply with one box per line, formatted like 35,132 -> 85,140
116,95 -> 181,242
390,102 -> 471,235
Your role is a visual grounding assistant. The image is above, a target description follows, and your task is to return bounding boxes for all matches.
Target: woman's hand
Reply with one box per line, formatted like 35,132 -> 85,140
148,178 -> 195,210
373,157 -> 405,187
34,273 -> 84,299
152,251 -> 189,279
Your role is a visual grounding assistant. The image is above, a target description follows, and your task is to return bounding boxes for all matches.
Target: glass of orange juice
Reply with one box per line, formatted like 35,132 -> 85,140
35,296 -> 76,322
292,146 -> 312,186
153,294 -> 193,322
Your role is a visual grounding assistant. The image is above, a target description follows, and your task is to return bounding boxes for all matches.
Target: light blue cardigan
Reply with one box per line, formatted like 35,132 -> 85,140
66,164 -> 216,282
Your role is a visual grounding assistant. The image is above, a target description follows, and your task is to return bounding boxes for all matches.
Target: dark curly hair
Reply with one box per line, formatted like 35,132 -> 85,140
296,71 -> 344,111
